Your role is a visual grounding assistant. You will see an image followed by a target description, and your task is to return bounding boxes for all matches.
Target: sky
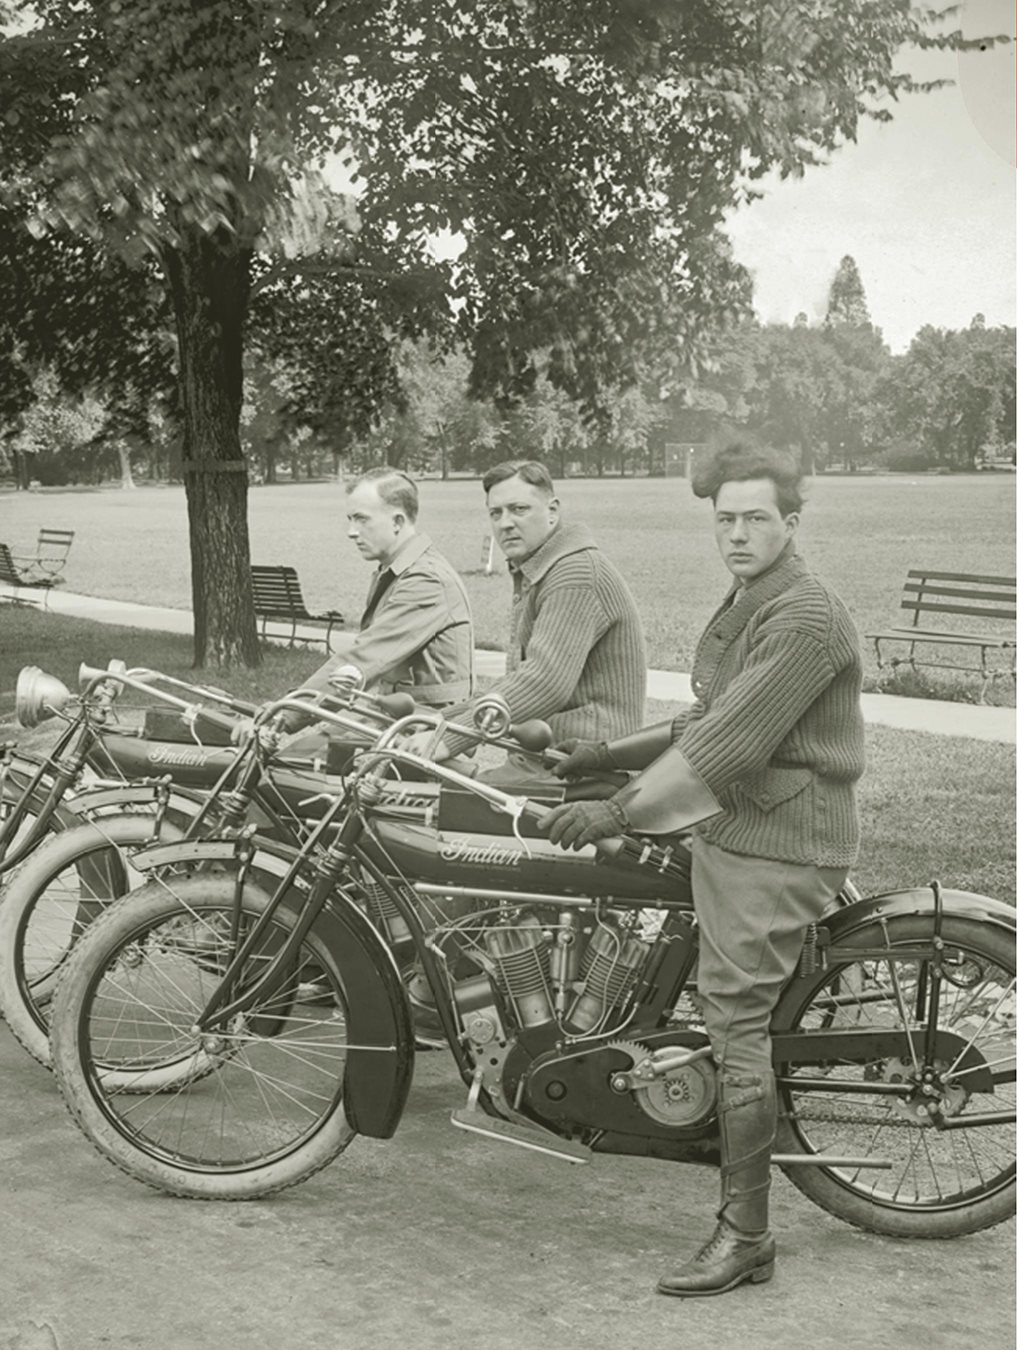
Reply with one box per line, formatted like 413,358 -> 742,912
725,0 -> 1016,351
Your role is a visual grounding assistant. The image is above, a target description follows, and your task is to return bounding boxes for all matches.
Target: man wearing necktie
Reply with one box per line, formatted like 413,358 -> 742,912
542,441 -> 865,1299
283,467 -> 473,752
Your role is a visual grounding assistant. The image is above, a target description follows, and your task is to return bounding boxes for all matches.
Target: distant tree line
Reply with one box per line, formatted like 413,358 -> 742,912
5,254 -> 1011,489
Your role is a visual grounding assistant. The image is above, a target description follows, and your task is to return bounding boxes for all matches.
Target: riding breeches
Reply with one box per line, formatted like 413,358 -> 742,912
690,837 -> 848,1078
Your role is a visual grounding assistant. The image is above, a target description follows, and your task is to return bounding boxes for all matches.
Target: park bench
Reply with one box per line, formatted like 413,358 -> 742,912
250,564 -> 343,652
0,542 -> 58,608
25,528 -> 75,582
867,569 -> 1016,702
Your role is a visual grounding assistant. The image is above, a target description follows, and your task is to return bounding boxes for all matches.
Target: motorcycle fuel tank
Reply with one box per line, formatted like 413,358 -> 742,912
364,816 -> 684,903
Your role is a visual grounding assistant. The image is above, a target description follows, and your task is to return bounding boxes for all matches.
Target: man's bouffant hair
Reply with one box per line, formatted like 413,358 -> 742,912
482,459 -> 556,497
690,440 -> 805,518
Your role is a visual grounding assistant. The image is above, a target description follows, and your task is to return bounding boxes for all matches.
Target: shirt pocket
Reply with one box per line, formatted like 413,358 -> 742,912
739,766 -> 813,813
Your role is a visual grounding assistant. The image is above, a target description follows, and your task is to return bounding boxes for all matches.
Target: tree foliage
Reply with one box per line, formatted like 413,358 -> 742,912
825,254 -> 872,329
877,318 -> 1016,469
1,1 -> 995,663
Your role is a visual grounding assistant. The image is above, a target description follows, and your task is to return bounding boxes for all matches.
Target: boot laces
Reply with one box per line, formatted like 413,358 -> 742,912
694,1224 -> 729,1263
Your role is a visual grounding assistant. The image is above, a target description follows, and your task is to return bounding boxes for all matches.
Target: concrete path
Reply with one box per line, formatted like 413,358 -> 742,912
5,582 -> 1014,745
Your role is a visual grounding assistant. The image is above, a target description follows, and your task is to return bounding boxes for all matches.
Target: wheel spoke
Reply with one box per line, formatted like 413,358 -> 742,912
76,898 -> 351,1171
778,921 -> 1016,1232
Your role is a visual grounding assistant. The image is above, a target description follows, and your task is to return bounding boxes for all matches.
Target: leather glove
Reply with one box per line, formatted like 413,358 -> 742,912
542,797 -> 628,851
546,738 -> 618,779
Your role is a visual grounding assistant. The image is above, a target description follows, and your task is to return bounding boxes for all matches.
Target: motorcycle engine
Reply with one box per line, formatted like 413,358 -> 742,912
477,908 -> 652,1035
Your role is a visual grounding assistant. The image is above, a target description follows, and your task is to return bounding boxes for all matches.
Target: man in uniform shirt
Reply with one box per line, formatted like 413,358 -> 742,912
284,467 -> 473,753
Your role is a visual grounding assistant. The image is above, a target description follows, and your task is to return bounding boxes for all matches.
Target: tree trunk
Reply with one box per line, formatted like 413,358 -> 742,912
116,441 -> 136,490
163,225 -> 260,669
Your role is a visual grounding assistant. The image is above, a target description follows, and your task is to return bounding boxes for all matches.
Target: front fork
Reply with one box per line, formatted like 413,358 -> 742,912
0,723 -> 91,875
193,798 -> 368,1034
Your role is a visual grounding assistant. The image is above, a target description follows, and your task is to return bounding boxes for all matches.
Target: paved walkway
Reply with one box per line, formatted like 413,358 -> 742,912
5,582 -> 1014,744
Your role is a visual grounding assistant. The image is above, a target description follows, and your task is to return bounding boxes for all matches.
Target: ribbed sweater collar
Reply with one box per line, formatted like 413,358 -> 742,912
512,520 -> 596,583
711,542 -> 806,639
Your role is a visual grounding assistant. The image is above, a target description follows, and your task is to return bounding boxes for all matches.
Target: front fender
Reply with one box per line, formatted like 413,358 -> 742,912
128,837 -> 415,1140
822,884 -> 1015,944
63,781 -> 208,823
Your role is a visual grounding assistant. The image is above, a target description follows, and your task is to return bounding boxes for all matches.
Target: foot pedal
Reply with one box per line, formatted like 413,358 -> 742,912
450,1108 -> 591,1164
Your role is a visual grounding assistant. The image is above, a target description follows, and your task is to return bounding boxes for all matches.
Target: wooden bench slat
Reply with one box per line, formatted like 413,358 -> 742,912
902,582 -> 1016,604
901,600 -> 1016,622
906,569 -> 1016,587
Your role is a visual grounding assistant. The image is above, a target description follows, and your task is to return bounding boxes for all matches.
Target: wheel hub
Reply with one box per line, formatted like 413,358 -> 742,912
883,1057 -> 969,1124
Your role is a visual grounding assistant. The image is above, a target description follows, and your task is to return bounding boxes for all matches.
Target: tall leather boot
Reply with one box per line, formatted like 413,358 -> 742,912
657,1071 -> 777,1298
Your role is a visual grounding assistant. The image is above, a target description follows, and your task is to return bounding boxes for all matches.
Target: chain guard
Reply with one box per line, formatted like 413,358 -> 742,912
514,1028 -> 717,1140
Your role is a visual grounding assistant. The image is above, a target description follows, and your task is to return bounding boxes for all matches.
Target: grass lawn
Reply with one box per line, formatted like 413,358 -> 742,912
3,474 -> 1014,696
3,608 -> 1013,906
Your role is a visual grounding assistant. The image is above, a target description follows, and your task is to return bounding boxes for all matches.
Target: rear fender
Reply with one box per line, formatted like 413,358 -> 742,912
774,885 -> 1013,1088
129,838 -> 414,1140
821,885 -> 1015,945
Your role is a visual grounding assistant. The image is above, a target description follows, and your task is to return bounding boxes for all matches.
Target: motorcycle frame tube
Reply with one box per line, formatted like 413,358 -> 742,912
0,720 -> 100,875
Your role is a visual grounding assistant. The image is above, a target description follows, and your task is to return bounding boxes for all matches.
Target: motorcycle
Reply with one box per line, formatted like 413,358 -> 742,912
47,700 -> 1015,1238
0,663 -> 557,1066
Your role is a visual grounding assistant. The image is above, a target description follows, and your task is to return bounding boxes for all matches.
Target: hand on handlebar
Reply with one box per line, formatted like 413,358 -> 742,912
402,729 -> 451,762
542,797 -> 628,850
545,738 -> 618,779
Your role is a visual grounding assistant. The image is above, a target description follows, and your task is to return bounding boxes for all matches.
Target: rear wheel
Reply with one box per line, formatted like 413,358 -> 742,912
774,914 -> 1015,1237
50,872 -> 358,1198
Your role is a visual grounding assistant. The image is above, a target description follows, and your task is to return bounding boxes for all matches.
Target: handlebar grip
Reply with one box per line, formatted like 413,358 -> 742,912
373,693 -> 416,719
203,686 -> 258,716
509,719 -> 553,753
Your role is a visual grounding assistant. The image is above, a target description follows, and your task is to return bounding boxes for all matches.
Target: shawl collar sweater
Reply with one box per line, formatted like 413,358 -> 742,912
462,519 -> 646,744
674,543 -> 864,867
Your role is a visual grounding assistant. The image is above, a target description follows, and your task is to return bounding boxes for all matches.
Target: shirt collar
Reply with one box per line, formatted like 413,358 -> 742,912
381,531 -> 431,576
715,541 -> 805,632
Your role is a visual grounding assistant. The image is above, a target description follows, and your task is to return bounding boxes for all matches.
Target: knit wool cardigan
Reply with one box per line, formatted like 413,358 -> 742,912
674,545 -> 865,868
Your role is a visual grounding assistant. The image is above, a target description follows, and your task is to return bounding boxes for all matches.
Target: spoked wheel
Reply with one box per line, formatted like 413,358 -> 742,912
50,873 -> 358,1199
0,815 -> 165,1068
774,914 -> 1016,1237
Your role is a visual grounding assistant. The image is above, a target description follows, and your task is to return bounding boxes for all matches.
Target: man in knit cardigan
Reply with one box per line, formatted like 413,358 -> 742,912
543,441 -> 865,1299
436,459 -> 646,766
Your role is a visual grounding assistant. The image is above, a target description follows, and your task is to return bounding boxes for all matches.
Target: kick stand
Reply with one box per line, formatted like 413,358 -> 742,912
450,1069 -> 592,1165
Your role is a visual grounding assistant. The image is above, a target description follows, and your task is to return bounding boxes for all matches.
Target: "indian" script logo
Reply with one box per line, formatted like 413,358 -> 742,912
439,836 -> 522,867
148,745 -> 220,767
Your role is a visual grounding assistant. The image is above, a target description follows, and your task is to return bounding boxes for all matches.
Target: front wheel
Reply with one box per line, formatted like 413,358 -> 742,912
774,914 -> 1015,1238
0,813 -> 163,1067
50,873 -> 359,1199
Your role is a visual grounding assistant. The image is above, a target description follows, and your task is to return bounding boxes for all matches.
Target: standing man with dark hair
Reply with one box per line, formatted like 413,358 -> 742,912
542,441 -> 865,1298
433,459 -> 645,767
284,467 -> 473,751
